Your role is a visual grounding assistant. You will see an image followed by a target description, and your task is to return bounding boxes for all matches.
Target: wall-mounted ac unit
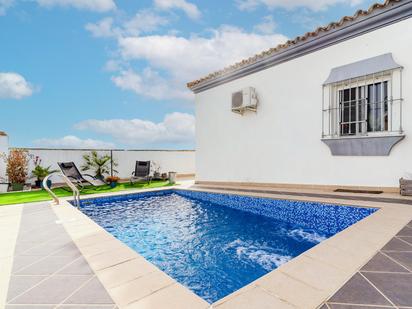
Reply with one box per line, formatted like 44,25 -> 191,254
231,87 -> 258,115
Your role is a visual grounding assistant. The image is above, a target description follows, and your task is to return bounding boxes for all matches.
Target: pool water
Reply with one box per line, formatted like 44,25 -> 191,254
79,190 -> 376,303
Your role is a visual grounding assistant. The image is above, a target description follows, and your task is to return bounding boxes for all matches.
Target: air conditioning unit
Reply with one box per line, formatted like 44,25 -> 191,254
231,87 -> 258,115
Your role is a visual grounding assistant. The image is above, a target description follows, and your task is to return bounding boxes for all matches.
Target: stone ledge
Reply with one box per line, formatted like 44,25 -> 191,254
322,135 -> 405,156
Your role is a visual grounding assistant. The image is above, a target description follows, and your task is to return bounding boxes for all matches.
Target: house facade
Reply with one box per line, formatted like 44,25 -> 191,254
188,0 -> 412,191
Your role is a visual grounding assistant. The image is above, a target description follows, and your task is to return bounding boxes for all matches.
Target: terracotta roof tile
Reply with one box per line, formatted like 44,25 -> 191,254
187,0 -> 401,90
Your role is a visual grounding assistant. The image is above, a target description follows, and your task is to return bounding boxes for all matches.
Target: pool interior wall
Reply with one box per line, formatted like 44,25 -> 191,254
79,189 -> 377,235
74,189 -> 377,303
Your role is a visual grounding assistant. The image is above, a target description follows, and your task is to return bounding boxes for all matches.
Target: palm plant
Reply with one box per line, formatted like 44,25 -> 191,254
31,157 -> 58,181
32,165 -> 58,181
81,151 -> 117,180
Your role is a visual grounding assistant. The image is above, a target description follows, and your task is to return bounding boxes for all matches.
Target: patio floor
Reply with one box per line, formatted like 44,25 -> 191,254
322,220 -> 412,309
4,203 -> 116,309
1,186 -> 412,309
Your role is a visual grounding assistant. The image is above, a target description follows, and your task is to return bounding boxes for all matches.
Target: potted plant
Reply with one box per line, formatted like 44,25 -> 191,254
31,157 -> 58,189
106,175 -> 120,188
152,162 -> 161,179
81,151 -> 117,180
5,149 -> 28,191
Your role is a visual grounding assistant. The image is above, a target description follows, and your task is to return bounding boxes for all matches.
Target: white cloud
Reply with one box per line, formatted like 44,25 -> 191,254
0,0 -> 13,15
33,135 -> 115,149
36,0 -> 116,12
116,26 -> 287,98
291,10 -> 325,30
154,0 -> 201,19
86,14 -> 287,101
104,59 -> 123,72
75,112 -> 195,146
236,0 -> 363,11
112,68 -> 193,100
85,10 -> 168,38
0,72 -> 34,100
254,15 -> 276,34
124,10 -> 168,35
85,17 -> 118,38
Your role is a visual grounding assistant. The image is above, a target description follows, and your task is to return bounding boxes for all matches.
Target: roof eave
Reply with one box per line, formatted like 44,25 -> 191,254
188,0 -> 411,94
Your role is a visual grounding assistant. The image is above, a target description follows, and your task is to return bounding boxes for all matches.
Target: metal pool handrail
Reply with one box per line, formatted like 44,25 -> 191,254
43,173 -> 80,207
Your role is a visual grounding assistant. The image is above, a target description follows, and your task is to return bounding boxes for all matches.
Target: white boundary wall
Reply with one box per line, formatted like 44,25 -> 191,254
0,134 -> 8,192
195,18 -> 412,188
16,148 -> 195,184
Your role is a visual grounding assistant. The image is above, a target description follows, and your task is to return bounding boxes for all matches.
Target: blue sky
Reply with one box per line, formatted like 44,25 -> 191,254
0,0 -> 378,149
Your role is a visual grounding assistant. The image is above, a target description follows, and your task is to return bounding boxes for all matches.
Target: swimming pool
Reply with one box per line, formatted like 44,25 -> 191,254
77,189 -> 377,303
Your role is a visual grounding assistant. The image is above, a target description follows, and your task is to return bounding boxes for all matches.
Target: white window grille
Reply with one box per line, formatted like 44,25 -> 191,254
322,68 -> 403,138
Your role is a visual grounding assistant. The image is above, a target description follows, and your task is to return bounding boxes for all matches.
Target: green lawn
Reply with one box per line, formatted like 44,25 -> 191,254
0,181 -> 173,206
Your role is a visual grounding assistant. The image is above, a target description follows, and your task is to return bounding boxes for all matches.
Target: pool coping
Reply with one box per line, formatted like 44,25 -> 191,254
44,188 -> 412,308
3,185 -> 412,308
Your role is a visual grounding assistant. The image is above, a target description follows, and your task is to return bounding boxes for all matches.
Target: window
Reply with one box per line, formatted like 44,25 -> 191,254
322,54 -> 403,140
321,54 -> 404,155
338,81 -> 388,136
322,71 -> 403,139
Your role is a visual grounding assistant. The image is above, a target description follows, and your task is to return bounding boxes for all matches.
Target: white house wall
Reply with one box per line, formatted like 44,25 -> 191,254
195,18 -> 412,188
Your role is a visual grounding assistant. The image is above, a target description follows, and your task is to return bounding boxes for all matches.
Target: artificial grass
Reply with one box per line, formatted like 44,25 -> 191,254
0,180 -> 173,206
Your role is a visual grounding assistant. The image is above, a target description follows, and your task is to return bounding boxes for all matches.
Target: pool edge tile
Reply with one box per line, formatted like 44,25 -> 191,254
212,286 -> 295,309
51,187 -> 412,309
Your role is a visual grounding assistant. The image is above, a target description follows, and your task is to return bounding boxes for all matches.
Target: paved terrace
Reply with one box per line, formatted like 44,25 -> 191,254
1,186 -> 412,309
2,202 -> 116,309
322,220 -> 412,308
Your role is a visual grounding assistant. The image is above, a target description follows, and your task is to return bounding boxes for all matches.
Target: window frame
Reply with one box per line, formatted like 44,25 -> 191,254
322,70 -> 396,138
331,73 -> 393,138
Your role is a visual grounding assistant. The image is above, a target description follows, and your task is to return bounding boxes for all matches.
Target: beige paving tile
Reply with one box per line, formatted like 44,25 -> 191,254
0,257 -> 13,274
124,282 -> 209,309
356,210 -> 412,229
62,218 -> 101,229
72,231 -> 115,249
324,229 -> 381,256
213,286 -> 295,309
354,218 -> 408,236
278,255 -> 349,294
0,243 -> 17,259
0,257 -> 14,307
0,207 -> 23,217
60,222 -> 98,234
70,227 -> 105,240
378,206 -> 412,219
97,257 -> 159,289
304,242 -> 371,272
86,246 -> 138,271
351,227 -> 398,248
211,282 -> 256,307
109,271 -> 175,307
78,239 -> 122,258
256,271 -> 329,308
0,206 -> 22,309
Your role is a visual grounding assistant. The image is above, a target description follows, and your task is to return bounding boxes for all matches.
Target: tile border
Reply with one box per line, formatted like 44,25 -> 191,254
3,185 -> 412,308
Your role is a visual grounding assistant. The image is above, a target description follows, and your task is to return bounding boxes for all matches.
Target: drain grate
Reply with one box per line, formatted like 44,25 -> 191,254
334,188 -> 383,194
